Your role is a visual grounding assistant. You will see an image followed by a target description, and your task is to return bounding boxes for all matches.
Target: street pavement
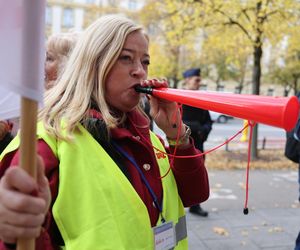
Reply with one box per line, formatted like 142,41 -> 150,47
186,169 -> 300,250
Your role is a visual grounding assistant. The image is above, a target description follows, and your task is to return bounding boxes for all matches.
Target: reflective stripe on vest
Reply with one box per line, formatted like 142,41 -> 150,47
176,215 -> 187,243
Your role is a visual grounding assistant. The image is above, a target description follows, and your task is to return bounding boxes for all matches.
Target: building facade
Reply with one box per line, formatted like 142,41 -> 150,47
46,0 -> 145,35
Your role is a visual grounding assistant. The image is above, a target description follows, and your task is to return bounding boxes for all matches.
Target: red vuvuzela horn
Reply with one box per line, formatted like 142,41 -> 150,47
135,86 -> 299,131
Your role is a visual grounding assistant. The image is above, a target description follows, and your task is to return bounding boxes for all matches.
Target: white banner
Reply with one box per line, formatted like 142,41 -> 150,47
0,0 -> 45,120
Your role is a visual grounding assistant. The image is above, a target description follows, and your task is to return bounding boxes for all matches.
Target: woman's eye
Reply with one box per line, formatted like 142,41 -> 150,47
119,55 -> 132,62
142,59 -> 150,66
46,56 -> 54,62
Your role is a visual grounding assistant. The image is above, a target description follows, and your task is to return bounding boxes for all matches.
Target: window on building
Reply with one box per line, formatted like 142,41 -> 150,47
128,0 -> 137,10
107,0 -> 118,7
63,8 -> 74,28
45,6 -> 52,25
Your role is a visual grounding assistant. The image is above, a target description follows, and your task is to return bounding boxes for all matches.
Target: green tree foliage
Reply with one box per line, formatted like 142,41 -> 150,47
140,0 -> 203,86
200,28 -> 252,92
268,26 -> 300,96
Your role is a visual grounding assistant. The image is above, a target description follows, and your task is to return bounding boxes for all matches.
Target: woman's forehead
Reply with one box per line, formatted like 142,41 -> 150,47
122,31 -> 149,55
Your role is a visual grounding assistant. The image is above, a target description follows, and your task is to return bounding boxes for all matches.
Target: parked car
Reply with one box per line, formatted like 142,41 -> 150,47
209,111 -> 233,124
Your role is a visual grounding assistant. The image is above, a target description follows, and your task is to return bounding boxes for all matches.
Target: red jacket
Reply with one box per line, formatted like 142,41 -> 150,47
0,110 -> 209,250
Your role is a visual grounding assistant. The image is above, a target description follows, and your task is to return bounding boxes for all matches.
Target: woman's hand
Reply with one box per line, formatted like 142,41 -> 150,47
141,79 -> 186,139
0,156 -> 51,244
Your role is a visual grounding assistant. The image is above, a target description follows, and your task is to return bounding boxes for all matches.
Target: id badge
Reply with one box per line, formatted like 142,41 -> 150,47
153,221 -> 176,250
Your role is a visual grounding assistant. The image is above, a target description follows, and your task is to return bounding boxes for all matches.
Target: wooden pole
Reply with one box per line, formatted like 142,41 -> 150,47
17,97 -> 38,250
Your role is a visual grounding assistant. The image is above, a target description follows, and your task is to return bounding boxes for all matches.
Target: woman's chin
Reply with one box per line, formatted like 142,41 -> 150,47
128,98 -> 142,112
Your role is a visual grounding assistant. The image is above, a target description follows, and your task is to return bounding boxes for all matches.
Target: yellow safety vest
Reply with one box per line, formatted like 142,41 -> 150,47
1,123 -> 188,250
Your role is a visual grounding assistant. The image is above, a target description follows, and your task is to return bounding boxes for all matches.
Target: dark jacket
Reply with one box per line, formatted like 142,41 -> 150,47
284,92 -> 300,163
182,105 -> 213,152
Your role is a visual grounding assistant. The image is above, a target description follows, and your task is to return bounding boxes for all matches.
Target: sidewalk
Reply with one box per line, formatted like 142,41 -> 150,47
186,169 -> 300,250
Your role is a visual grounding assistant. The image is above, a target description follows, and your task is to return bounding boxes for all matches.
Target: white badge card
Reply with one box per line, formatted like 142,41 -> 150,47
153,221 -> 176,250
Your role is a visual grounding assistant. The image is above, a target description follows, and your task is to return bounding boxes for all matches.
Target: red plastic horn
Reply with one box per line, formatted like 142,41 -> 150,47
135,86 -> 299,131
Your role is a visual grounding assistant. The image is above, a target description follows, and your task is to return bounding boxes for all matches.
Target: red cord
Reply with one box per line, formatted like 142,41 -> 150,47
132,107 -> 250,177
243,121 -> 256,214
137,122 -> 250,160
133,108 -> 255,214
159,103 -> 183,179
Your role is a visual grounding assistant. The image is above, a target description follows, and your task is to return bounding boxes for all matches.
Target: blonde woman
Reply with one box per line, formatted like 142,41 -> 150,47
44,31 -> 79,90
0,15 -> 209,250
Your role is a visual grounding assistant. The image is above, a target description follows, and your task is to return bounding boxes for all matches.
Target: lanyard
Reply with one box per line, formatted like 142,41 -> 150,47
111,140 -> 166,223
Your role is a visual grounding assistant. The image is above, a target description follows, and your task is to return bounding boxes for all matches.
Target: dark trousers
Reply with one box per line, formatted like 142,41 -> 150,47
295,231 -> 300,250
190,132 -> 205,209
298,163 -> 300,201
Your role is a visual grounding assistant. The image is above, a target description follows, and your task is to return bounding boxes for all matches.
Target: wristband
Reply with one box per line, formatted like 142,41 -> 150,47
167,125 -> 191,146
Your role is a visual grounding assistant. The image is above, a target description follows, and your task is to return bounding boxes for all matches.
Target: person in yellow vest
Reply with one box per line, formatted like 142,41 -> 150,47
0,15 -> 209,250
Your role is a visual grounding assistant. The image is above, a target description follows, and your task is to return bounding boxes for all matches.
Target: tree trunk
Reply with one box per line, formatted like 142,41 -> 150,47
216,76 -> 221,91
171,46 -> 180,89
293,76 -> 299,95
251,44 -> 262,159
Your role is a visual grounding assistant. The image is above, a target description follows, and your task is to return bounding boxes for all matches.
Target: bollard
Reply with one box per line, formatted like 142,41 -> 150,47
225,138 -> 229,151
262,137 -> 266,149
240,120 -> 249,142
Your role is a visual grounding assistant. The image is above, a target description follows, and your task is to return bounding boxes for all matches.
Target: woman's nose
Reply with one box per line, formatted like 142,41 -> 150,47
131,61 -> 147,79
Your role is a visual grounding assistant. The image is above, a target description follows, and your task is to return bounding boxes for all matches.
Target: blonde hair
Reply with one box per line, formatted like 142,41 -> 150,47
46,31 -> 79,76
40,15 -> 146,140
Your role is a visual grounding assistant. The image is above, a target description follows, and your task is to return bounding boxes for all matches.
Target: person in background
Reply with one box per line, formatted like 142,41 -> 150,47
44,31 -> 79,90
0,32 -> 78,156
0,121 -> 13,154
296,231 -> 300,250
284,92 -> 300,250
284,92 -> 300,203
181,67 -> 213,217
0,15 -> 209,250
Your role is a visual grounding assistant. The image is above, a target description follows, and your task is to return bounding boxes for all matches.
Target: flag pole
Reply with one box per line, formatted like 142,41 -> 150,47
15,0 -> 45,249
19,98 -> 38,178
17,98 -> 38,250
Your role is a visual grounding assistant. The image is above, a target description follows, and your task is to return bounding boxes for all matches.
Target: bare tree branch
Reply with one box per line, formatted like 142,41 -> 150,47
241,8 -> 252,23
215,8 -> 253,42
